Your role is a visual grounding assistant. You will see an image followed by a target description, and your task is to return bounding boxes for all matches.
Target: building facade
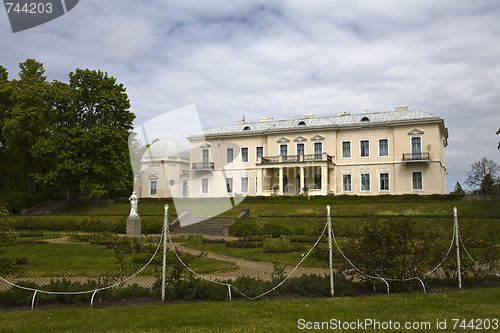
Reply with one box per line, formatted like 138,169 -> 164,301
135,106 -> 448,198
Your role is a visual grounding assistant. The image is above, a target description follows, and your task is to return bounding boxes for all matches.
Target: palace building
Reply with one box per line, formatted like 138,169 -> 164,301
134,106 -> 448,198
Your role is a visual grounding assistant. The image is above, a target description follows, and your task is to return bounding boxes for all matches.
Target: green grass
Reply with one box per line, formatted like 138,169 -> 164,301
56,195 -> 500,218
0,287 -> 498,332
180,237 -> 328,268
4,238 -> 237,278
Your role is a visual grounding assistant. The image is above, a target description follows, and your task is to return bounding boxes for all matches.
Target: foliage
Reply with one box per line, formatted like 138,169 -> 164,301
0,59 -> 136,211
341,216 -> 438,279
452,182 -> 465,195
0,205 -> 21,275
465,157 -> 499,192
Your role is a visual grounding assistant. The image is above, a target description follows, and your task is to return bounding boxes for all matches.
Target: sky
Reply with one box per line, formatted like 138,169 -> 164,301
1,0 -> 499,193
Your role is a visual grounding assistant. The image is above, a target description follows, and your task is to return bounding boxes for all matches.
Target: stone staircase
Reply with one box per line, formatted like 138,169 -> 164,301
21,200 -> 75,215
169,216 -> 235,236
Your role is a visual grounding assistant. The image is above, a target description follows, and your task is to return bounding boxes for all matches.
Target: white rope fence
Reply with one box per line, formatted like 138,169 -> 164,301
162,204 -> 330,301
1,204 -> 497,309
0,227 -> 165,310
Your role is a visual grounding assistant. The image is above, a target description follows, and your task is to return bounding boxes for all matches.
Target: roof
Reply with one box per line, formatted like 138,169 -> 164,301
190,110 -> 442,138
142,138 -> 190,160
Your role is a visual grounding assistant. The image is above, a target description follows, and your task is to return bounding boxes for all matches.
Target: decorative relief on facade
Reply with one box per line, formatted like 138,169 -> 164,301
408,128 -> 424,137
311,134 -> 325,141
277,136 -> 290,143
294,135 -> 307,142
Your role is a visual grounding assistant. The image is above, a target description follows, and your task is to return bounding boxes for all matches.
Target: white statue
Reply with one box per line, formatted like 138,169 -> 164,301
129,191 -> 139,216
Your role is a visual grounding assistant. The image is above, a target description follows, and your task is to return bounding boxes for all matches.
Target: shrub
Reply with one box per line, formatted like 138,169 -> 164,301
260,222 -> 290,238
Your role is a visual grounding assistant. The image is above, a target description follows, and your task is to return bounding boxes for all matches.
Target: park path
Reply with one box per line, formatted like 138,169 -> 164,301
0,236 -> 330,293
169,243 -> 330,281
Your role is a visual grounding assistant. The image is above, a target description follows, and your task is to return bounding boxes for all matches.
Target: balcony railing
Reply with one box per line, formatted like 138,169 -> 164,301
192,162 -> 215,170
260,153 -> 333,164
402,152 -> 430,161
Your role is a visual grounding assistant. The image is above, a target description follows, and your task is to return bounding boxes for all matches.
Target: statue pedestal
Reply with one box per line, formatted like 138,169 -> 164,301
126,215 -> 142,236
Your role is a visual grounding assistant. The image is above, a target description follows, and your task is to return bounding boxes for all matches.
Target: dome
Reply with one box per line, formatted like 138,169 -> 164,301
142,138 -> 190,160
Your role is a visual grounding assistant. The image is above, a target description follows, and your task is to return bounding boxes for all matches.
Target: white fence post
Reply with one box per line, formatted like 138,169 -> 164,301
327,205 -> 334,297
162,204 -> 169,301
454,207 -> 462,290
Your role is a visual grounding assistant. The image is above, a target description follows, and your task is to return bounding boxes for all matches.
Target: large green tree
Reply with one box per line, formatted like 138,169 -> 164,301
1,60 -> 136,210
0,60 -> 52,195
32,69 -> 135,199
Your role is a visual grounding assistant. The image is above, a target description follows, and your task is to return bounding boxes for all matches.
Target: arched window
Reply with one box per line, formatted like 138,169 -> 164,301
243,126 -> 251,131
298,120 -> 306,126
361,116 -> 370,122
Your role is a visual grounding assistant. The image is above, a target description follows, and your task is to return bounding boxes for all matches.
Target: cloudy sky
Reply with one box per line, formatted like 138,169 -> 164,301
1,0 -> 499,192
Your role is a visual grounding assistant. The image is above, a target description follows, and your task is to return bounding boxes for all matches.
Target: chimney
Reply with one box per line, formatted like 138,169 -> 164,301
395,105 -> 408,112
363,109 -> 369,114
290,115 -> 296,120
236,119 -> 245,125
303,114 -> 314,119
260,117 -> 274,123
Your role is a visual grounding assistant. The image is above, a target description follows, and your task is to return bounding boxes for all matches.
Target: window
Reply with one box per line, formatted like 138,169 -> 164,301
342,174 -> 351,192
314,174 -> 321,189
379,139 -> 389,157
202,148 -> 209,167
411,137 -> 422,159
314,142 -> 322,159
280,144 -> 288,161
226,177 -> 233,194
256,146 -> 264,162
169,179 -> 175,186
298,120 -> 306,126
226,148 -> 234,164
342,141 -> 351,158
243,126 -> 250,131
201,178 -> 209,194
360,140 -> 370,157
412,171 -> 423,190
361,173 -> 371,191
241,147 -> 249,163
380,173 -> 389,191
297,143 -> 304,156
150,180 -> 157,195
241,177 -> 248,193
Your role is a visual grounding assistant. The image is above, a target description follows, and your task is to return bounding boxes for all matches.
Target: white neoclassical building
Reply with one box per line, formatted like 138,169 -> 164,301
135,106 -> 448,198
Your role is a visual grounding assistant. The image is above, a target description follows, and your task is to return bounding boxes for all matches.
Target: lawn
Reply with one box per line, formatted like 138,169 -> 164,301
4,235 -> 237,279
57,195 -> 500,218
0,287 -> 498,332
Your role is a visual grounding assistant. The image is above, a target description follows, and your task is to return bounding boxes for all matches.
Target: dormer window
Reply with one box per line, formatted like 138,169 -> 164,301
298,121 -> 306,126
243,126 -> 250,131
361,116 -> 370,122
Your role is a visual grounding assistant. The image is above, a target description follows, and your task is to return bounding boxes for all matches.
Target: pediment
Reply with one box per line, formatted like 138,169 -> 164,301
311,134 -> 325,141
277,136 -> 290,143
294,135 -> 307,142
408,128 -> 424,136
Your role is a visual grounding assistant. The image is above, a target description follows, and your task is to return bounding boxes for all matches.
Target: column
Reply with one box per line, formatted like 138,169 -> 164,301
321,165 -> 328,195
300,166 -> 305,194
279,167 -> 284,195
257,168 -> 263,195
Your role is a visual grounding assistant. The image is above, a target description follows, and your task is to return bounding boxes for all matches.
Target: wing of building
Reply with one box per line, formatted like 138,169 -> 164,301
135,106 -> 448,198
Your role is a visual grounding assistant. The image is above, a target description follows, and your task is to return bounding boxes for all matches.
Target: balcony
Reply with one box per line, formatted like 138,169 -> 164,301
259,153 -> 333,164
402,152 -> 430,165
192,162 -> 214,171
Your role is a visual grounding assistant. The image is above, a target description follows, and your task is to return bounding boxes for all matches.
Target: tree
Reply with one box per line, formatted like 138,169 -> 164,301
497,128 -> 499,150
32,69 -> 135,199
480,174 -> 494,194
452,182 -> 465,195
465,157 -> 499,192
